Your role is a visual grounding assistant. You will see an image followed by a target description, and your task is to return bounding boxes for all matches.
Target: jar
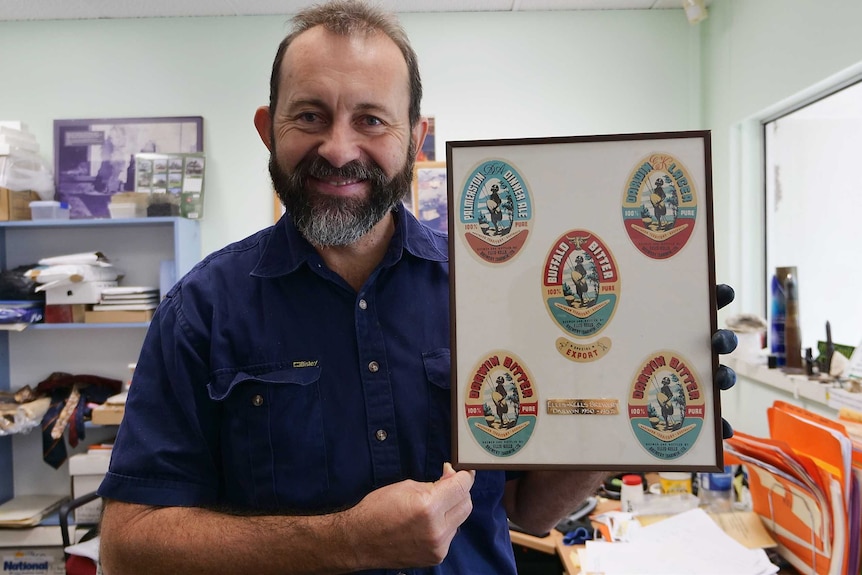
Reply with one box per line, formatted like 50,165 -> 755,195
620,474 -> 644,513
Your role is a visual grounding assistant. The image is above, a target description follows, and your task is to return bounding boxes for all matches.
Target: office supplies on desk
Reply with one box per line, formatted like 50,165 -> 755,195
578,508 -> 778,575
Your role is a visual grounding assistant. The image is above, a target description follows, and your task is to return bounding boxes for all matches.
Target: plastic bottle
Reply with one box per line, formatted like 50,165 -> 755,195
698,466 -> 734,513
770,272 -> 787,366
784,272 -> 802,369
620,474 -> 644,513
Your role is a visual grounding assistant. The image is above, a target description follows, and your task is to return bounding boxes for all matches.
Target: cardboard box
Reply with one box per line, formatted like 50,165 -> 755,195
90,404 -> 124,425
44,280 -> 117,305
68,452 -> 111,524
0,187 -> 41,221
0,549 -> 65,575
44,304 -> 86,323
84,309 -> 154,323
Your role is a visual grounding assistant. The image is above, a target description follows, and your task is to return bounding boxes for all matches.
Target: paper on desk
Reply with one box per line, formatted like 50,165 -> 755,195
578,508 -> 778,575
636,511 -> 776,550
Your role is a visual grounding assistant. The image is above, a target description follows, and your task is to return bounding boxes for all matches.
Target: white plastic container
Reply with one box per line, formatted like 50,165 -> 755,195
29,200 -> 69,220
108,202 -> 140,219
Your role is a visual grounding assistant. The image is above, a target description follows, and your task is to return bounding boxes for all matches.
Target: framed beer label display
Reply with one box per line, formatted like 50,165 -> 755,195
447,131 -> 721,471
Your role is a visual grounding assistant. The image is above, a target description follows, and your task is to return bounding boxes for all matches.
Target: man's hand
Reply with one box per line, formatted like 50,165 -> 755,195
345,463 -> 475,569
713,283 -> 738,438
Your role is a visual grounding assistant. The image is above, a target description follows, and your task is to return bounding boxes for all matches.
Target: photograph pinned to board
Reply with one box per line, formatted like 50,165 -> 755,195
134,152 -> 206,219
447,130 -> 721,472
54,116 -> 203,219
412,161 -> 447,233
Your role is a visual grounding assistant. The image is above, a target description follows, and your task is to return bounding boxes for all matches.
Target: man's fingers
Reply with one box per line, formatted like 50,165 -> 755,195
712,329 -> 738,355
716,284 -> 735,310
441,462 -> 456,479
716,364 -> 736,391
721,418 -> 734,439
436,469 -> 475,527
438,467 -> 475,494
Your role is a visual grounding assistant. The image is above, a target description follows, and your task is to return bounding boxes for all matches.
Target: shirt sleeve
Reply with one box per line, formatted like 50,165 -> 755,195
98,282 -> 221,507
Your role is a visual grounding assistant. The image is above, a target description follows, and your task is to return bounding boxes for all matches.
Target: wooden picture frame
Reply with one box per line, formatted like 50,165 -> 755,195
411,161 -> 447,232
54,116 -> 203,219
447,130 -> 721,472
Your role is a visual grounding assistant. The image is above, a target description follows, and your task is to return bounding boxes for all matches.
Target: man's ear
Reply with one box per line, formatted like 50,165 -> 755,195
254,106 -> 274,152
411,116 -> 430,159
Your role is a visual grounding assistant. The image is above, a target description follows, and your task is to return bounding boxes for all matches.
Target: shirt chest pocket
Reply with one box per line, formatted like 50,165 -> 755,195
208,365 -> 328,510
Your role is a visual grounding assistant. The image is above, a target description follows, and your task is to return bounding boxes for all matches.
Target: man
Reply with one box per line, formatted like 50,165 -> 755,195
658,376 -> 675,430
651,177 -> 667,230
98,2 -> 737,573
572,254 -> 589,307
485,182 -> 504,234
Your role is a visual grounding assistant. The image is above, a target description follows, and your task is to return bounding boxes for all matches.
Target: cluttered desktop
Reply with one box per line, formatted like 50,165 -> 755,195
510,414 -> 860,575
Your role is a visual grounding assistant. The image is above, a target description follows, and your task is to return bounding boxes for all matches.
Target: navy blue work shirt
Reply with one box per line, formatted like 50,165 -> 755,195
98,207 -> 518,575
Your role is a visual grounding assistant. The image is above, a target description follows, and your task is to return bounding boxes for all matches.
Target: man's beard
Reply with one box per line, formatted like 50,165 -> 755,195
270,141 -> 415,247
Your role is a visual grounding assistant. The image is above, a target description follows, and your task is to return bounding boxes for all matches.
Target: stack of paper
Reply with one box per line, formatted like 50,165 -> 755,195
578,508 -> 778,575
26,251 -> 119,292
0,121 -> 40,155
726,400 -> 861,575
93,286 -> 160,312
0,494 -> 67,528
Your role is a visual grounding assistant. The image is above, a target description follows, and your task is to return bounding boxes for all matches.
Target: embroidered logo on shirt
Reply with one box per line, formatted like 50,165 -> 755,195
621,153 -> 698,260
292,360 -> 319,368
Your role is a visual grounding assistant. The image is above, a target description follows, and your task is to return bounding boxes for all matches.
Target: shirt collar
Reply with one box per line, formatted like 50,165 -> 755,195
251,203 -> 447,279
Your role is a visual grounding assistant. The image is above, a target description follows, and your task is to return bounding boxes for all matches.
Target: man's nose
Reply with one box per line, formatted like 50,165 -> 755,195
317,121 -> 362,168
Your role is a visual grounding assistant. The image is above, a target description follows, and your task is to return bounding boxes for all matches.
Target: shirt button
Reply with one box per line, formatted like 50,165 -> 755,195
252,394 -> 264,407
375,429 -> 388,441
358,299 -> 368,310
368,361 -> 379,373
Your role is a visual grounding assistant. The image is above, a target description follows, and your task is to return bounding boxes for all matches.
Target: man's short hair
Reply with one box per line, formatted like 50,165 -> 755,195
268,0 -> 422,128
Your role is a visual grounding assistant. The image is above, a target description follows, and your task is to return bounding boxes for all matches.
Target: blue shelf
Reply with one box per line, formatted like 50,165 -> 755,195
29,322 -> 150,330
0,216 -> 200,510
0,216 -> 188,228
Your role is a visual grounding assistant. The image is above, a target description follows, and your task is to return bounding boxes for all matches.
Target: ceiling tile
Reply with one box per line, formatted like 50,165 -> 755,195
0,0 -> 697,21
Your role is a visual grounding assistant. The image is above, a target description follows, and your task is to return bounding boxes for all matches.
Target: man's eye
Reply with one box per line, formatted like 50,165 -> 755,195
363,116 -> 384,127
298,112 -> 319,123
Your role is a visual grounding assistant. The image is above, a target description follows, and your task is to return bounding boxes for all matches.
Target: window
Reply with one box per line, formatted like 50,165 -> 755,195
764,79 -> 862,351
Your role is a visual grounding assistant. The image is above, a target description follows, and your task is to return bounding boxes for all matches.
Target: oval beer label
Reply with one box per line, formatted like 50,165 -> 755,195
627,350 -> 706,460
621,153 -> 697,260
464,351 -> 538,457
541,230 -> 620,338
458,159 -> 533,264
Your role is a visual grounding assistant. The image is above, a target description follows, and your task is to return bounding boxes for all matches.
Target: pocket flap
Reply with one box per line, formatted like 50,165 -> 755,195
422,348 -> 450,390
207,365 -> 322,401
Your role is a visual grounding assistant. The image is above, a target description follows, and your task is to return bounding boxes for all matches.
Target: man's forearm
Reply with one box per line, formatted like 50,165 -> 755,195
100,469 -> 475,575
504,470 -> 608,535
99,501 -> 366,575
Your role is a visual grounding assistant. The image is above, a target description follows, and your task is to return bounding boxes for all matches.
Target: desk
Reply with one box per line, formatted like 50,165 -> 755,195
510,495 -> 619,574
510,528 -> 579,575
510,510 -> 799,575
